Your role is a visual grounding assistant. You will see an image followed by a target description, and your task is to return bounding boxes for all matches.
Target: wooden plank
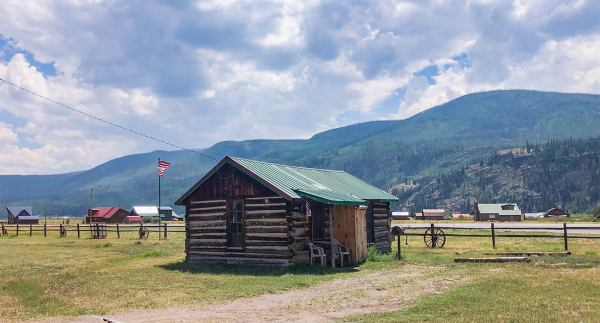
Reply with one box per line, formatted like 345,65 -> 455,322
190,200 -> 226,205
245,197 -> 286,202
187,256 -> 290,266
188,226 -> 226,233
187,215 -> 223,221
189,220 -> 226,228
374,219 -> 389,227
245,203 -> 287,208
187,238 -> 227,246
187,212 -> 225,217
189,233 -> 226,239
246,226 -> 288,234
483,252 -> 571,256
245,209 -> 286,215
189,206 -> 226,212
246,240 -> 290,247
188,251 -> 291,259
454,257 -> 530,263
246,218 -> 288,226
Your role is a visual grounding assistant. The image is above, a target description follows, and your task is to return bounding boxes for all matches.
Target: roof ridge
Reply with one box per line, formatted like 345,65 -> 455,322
230,156 -> 346,173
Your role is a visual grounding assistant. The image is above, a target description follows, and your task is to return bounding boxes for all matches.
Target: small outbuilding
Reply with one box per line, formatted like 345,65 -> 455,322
124,216 -> 143,224
130,206 -> 161,219
421,209 -> 445,220
6,206 -> 39,224
474,202 -> 522,222
175,156 -> 398,266
85,207 -> 130,223
159,206 -> 174,221
391,211 -> 410,220
544,208 -> 570,218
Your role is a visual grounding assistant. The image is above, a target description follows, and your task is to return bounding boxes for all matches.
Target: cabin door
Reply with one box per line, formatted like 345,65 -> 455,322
311,203 -> 325,240
365,202 -> 375,244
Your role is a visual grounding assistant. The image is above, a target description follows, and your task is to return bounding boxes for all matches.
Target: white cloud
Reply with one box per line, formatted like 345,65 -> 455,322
0,0 -> 598,175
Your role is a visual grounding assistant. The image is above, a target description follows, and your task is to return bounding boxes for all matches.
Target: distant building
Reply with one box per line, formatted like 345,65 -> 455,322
451,213 -> 472,218
124,216 -> 143,224
391,211 -> 410,220
544,208 -> 570,218
159,206 -> 174,221
474,202 -> 522,222
6,206 -> 39,224
524,212 -> 544,219
85,207 -> 130,223
421,209 -> 445,220
130,206 -> 161,219
415,212 -> 423,219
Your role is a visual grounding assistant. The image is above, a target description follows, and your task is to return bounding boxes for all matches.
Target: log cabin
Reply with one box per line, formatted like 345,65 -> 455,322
175,156 -> 398,266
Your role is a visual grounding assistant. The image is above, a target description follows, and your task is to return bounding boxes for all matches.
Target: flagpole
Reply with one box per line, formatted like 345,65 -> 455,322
158,157 -> 161,241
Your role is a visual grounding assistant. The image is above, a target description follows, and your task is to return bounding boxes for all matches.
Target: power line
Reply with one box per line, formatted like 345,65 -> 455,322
0,77 -> 218,163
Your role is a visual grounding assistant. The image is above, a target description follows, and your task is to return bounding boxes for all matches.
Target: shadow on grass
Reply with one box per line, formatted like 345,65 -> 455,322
158,261 -> 360,277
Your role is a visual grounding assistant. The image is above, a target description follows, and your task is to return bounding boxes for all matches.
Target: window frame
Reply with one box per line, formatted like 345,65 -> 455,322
226,198 -> 245,249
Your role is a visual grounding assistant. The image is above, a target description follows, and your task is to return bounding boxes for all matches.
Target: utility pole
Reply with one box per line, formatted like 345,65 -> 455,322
90,189 -> 93,224
158,158 -> 161,241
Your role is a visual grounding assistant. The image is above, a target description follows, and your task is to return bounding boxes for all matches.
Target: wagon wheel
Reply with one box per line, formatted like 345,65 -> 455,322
139,227 -> 149,239
423,228 -> 446,248
60,226 -> 67,237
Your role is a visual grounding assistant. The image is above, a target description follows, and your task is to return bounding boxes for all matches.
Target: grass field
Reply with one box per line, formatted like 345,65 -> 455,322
1,229 -> 600,322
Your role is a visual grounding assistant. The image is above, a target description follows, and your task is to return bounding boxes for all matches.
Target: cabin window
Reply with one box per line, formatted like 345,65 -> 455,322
227,199 -> 244,248
311,203 -> 325,240
366,202 -> 375,244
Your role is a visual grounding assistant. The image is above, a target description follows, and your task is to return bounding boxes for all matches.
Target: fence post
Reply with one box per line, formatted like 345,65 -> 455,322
16,224 -> 19,237
164,223 -> 167,239
60,224 -> 64,237
563,223 -> 568,251
430,223 -> 435,248
491,223 -> 496,248
397,233 -> 402,259
30,224 -> 32,236
1,223 -> 4,237
77,224 -> 80,238
117,224 -> 120,239
44,223 -> 47,237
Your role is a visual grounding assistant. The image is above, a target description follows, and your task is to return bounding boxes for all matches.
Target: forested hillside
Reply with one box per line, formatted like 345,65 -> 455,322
394,137 -> 600,214
1,90 -> 599,217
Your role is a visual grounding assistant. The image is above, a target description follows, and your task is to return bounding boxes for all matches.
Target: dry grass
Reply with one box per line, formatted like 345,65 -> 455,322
2,229 -> 600,322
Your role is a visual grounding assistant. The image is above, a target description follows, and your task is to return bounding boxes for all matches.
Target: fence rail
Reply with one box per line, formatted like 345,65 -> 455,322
395,223 -> 600,254
0,223 -> 185,239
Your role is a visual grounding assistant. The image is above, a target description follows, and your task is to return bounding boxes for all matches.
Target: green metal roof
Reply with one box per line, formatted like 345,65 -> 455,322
175,156 -> 398,205
294,188 -> 367,206
477,203 -> 522,216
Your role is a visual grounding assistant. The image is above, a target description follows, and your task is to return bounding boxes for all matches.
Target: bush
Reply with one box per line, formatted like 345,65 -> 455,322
142,216 -> 153,223
366,246 -> 398,262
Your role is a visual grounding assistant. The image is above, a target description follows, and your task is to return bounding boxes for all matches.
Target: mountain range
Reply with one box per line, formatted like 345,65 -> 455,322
1,89 -> 599,217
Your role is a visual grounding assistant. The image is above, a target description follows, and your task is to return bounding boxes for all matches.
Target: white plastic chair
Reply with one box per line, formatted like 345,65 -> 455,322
333,238 -> 351,267
308,242 -> 326,266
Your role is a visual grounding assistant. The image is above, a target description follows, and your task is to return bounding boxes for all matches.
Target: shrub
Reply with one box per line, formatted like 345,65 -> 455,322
366,246 -> 398,262
142,216 -> 153,223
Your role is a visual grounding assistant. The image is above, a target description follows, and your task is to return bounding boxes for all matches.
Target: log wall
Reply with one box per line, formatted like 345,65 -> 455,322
372,201 -> 392,253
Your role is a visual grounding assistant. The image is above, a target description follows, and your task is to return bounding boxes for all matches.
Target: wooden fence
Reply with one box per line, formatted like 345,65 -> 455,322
394,223 -> 600,256
0,223 -> 185,239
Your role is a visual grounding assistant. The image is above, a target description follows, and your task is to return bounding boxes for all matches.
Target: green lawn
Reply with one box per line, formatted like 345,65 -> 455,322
1,229 -> 600,322
0,233 -> 358,321
343,230 -> 600,322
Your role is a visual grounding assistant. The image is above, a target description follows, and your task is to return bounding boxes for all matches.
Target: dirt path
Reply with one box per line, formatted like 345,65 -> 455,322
49,265 -> 461,323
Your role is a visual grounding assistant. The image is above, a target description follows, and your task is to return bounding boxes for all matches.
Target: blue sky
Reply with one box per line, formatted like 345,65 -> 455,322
0,0 -> 599,174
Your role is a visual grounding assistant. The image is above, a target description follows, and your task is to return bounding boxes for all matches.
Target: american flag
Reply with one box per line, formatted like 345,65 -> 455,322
157,161 -> 171,177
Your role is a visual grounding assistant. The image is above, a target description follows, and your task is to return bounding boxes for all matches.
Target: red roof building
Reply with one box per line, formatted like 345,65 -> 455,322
85,207 -> 130,223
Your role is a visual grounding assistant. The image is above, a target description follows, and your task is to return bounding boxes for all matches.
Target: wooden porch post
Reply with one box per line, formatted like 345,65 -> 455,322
329,204 -> 335,268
